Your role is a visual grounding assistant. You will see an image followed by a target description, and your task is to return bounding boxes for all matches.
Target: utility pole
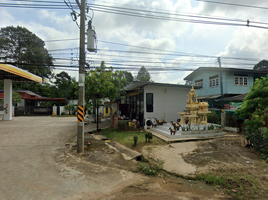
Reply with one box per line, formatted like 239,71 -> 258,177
218,57 -> 224,109
77,0 -> 86,153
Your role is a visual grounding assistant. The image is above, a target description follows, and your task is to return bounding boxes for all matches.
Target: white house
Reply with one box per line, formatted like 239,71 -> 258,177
121,81 -> 199,127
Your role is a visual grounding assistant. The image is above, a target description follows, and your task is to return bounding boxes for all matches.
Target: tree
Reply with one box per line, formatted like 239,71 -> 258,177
253,60 -> 268,71
0,91 -> 22,105
136,66 -> 152,82
236,76 -> 268,119
123,71 -> 134,84
64,103 -> 75,115
85,61 -> 126,113
12,82 -> 51,98
236,76 -> 268,161
12,91 -> 22,105
0,26 -> 54,78
50,71 -> 77,99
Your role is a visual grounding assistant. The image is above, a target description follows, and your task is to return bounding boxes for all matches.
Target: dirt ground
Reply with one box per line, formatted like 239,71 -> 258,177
183,135 -> 262,170
1,117 -> 267,200
78,131 -> 268,200
0,117 -> 142,200
71,135 -> 228,200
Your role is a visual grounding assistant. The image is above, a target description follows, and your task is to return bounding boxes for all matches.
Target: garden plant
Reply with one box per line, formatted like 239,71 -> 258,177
236,75 -> 268,162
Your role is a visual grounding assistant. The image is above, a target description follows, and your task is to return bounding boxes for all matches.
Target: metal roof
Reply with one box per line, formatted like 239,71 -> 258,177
0,90 -> 43,98
0,63 -> 42,83
124,81 -> 199,91
198,94 -> 221,100
0,89 -> 65,102
221,94 -> 247,102
184,67 -> 268,80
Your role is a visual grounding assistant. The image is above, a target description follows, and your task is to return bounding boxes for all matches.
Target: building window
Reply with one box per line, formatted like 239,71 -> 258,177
234,76 -> 248,86
195,79 -> 203,88
209,75 -> 219,88
146,93 -> 153,112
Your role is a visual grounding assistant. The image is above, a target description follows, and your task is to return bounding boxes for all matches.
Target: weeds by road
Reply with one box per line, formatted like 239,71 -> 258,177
185,136 -> 268,200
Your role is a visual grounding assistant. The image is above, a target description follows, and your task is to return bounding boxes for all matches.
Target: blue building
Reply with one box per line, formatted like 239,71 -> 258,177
184,67 -> 268,108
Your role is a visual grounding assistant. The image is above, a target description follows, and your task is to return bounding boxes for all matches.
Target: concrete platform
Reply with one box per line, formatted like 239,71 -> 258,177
147,123 -> 226,143
106,141 -> 142,160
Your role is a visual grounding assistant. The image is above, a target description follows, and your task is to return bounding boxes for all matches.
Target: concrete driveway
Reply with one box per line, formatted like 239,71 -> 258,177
0,116 -> 140,200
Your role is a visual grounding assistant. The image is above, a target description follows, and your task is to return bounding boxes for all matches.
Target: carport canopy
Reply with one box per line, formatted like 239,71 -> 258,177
0,63 -> 42,120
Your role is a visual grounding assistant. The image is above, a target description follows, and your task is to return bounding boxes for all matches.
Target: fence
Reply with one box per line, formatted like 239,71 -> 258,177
15,106 -> 53,116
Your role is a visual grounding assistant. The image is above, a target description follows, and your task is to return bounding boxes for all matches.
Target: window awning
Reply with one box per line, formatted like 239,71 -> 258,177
198,95 -> 221,100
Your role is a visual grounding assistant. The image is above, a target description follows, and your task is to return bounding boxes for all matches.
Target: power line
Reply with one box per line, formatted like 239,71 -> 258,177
45,38 -> 79,42
2,1 -> 268,29
86,3 -> 268,28
196,0 -> 268,10
45,38 -> 260,62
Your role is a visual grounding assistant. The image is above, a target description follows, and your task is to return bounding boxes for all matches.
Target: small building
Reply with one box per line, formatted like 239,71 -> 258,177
0,90 -> 66,116
183,67 -> 268,108
0,63 -> 43,120
120,81 -> 199,127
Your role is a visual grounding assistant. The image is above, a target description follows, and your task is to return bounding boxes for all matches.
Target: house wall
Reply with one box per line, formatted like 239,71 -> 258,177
191,70 -> 221,96
224,71 -> 253,94
143,85 -> 189,122
192,70 -> 254,96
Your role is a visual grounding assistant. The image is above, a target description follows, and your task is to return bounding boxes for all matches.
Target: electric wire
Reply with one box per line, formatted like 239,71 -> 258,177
196,0 -> 268,10
44,38 -> 260,63
1,1 -> 268,29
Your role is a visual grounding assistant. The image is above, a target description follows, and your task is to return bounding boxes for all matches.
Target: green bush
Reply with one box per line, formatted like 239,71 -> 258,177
133,135 -> 138,146
236,76 -> 268,161
145,132 -> 153,142
207,111 -> 220,124
64,104 -> 75,115
118,121 -> 129,130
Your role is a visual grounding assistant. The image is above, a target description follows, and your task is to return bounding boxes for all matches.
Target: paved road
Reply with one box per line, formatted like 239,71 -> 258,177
0,116 -> 139,200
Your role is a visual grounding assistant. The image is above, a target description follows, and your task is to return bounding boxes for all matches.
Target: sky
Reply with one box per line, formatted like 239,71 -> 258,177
1,0 -> 268,84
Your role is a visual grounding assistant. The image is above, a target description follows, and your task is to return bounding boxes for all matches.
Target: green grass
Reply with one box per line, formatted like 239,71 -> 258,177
100,128 -> 165,176
196,166 -> 268,200
101,128 -> 165,151
137,162 -> 163,175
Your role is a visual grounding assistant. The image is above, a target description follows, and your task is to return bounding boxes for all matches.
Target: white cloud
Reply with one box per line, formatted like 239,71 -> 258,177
197,0 -> 268,20
2,0 -> 268,83
0,9 -> 15,27
218,27 -> 268,61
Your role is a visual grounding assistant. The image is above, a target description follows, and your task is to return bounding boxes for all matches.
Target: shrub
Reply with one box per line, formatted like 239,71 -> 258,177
207,111 -> 220,124
133,135 -> 138,146
64,104 -> 75,115
236,76 -> 268,161
145,132 -> 153,142
118,121 -> 129,130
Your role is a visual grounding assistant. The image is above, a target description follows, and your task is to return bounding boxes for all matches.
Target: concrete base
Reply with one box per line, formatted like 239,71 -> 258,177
149,123 -> 225,142
224,126 -> 239,132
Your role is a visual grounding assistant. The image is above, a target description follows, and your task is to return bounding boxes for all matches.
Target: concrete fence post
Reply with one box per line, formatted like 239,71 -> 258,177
221,112 -> 226,128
